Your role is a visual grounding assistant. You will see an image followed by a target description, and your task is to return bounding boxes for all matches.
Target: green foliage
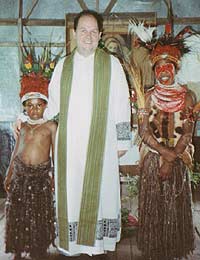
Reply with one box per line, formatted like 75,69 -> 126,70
121,207 -> 130,226
190,170 -> 200,189
121,175 -> 139,229
98,38 -> 105,49
190,162 -> 200,188
126,175 -> 139,198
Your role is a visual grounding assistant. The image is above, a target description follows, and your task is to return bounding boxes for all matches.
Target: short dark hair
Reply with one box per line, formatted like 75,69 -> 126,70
74,10 -> 103,32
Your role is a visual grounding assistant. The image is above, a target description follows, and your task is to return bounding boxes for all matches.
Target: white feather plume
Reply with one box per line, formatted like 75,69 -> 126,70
184,34 -> 200,53
177,34 -> 200,84
128,20 -> 156,43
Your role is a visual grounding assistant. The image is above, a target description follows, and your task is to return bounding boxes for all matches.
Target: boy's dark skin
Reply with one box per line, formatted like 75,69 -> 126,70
4,97 -> 57,260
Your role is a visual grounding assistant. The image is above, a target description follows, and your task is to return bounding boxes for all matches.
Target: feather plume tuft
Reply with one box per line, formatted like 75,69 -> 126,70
128,20 -> 156,43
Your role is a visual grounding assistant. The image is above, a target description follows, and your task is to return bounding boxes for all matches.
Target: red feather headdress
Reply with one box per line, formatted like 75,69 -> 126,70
19,46 -> 62,104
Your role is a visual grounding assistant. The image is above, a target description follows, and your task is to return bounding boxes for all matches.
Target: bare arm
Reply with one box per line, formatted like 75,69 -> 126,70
4,131 -> 21,192
174,91 -> 196,155
118,150 -> 127,158
138,92 -> 177,162
13,118 -> 23,139
159,92 -> 196,180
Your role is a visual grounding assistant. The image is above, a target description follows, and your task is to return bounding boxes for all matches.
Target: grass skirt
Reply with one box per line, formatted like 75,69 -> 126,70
137,151 -> 194,260
5,156 -> 56,257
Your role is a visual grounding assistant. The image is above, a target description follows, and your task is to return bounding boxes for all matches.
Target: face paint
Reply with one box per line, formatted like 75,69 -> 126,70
155,62 -> 175,85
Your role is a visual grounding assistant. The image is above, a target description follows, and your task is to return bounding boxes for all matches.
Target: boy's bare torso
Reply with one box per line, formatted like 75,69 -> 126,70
16,121 -> 57,165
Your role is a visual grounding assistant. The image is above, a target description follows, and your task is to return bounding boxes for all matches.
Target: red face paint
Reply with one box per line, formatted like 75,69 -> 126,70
155,62 -> 175,85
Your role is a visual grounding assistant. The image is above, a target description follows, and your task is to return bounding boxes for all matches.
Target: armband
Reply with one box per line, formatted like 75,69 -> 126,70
137,108 -> 149,116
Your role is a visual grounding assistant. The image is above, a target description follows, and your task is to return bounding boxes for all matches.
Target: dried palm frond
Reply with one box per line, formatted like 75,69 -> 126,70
124,58 -> 145,109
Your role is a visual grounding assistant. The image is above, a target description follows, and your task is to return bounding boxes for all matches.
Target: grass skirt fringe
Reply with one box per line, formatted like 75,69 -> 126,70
5,156 -> 56,257
137,151 -> 194,260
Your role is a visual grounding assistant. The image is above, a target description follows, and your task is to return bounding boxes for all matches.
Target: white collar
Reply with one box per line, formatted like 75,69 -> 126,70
75,50 -> 95,61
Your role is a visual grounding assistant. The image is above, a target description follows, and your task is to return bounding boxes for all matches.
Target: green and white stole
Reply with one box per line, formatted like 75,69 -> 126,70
57,48 -> 111,249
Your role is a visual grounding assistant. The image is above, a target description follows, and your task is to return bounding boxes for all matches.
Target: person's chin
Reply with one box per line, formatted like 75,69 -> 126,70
80,47 -> 95,56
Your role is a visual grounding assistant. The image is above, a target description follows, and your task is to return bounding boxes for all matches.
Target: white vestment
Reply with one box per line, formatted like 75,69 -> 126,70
45,50 -> 131,256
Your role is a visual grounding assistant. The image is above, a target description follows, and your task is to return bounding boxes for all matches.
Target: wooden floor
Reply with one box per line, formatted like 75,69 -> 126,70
0,196 -> 200,260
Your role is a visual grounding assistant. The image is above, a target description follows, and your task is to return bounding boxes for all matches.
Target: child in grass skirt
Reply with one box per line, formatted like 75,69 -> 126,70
4,49 -> 58,260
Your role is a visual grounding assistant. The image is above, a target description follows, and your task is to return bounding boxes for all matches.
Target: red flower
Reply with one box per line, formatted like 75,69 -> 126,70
127,214 -> 138,227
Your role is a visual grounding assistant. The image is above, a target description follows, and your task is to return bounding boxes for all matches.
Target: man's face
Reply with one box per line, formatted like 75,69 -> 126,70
155,60 -> 176,85
73,15 -> 101,57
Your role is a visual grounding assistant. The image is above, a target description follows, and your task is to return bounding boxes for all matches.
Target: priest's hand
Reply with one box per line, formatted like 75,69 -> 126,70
118,150 -> 127,158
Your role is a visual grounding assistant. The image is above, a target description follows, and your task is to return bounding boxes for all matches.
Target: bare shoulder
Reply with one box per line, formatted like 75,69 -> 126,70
45,120 -> 58,132
185,86 -> 197,107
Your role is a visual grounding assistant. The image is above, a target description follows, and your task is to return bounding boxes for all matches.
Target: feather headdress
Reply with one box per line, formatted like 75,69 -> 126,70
20,46 -> 63,104
128,20 -> 156,44
129,19 -> 191,67
177,33 -> 200,84
127,18 -> 194,109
